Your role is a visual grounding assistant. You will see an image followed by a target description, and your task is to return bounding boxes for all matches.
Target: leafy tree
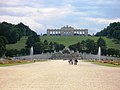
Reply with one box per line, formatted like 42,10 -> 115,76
76,42 -> 82,52
33,42 -> 43,54
97,37 -> 106,55
69,44 -> 77,52
54,42 -> 65,52
43,40 -> 49,49
0,22 -> 37,44
16,22 -> 37,36
81,40 -> 86,50
0,37 -> 7,57
96,22 -> 120,41
44,40 -> 48,45
26,35 -> 40,48
5,49 -> 18,57
49,42 -> 53,50
97,37 -> 106,47
85,39 -> 97,54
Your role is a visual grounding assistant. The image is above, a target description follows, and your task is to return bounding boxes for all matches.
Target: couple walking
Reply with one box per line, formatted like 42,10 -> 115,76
68,59 -> 78,65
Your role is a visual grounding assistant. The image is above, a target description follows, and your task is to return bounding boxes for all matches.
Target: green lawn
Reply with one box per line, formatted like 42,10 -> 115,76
6,36 -> 120,50
41,36 -> 94,46
6,36 -> 28,50
40,36 -> 120,49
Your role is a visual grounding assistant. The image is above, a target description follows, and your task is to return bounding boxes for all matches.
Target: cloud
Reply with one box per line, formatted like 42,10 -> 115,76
0,0 -> 22,7
85,17 -> 120,24
0,0 -> 120,35
0,15 -> 45,34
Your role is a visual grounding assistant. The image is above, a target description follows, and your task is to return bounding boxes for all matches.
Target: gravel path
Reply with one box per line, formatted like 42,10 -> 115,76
0,60 -> 120,90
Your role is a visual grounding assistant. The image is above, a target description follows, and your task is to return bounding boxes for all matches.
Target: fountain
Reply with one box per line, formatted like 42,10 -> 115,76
30,46 -> 34,60
98,46 -> 101,60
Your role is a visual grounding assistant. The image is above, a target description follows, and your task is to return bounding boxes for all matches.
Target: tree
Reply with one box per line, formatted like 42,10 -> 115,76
26,35 -> 40,48
5,49 -> 18,57
95,22 -> 120,41
0,22 -> 37,44
76,42 -> 82,52
0,37 -> 7,57
49,42 -> 53,50
85,39 -> 97,54
33,42 -> 43,54
54,42 -> 65,52
97,37 -> 106,47
97,37 -> 106,55
81,40 -> 86,51
69,44 -> 77,52
43,40 -> 49,50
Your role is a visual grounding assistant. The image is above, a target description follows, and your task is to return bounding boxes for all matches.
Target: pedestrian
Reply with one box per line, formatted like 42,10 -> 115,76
73,59 -> 78,65
68,59 -> 73,65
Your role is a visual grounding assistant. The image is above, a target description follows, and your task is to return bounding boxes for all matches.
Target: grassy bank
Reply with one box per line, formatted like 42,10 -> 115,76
6,36 -> 28,50
6,36 -> 120,50
40,36 -> 120,49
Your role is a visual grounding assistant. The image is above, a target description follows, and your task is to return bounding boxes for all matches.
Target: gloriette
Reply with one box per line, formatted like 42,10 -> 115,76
47,25 -> 88,36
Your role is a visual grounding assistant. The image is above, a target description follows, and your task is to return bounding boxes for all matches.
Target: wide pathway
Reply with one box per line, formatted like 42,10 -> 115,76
0,60 -> 120,90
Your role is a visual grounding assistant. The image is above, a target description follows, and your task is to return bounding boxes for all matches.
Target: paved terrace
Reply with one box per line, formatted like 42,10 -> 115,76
0,60 -> 120,90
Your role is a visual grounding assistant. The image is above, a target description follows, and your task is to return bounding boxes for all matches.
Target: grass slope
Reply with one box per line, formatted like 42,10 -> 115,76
40,36 -> 120,49
6,36 -> 120,50
6,36 -> 28,50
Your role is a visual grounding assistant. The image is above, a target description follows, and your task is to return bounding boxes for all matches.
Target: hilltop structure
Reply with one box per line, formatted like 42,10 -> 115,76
47,25 -> 88,36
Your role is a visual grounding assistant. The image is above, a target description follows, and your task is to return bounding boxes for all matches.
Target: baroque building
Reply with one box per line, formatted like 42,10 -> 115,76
47,25 -> 88,36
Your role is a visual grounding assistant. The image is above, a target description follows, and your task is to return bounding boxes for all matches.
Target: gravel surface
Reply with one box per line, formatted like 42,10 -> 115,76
0,60 -> 120,90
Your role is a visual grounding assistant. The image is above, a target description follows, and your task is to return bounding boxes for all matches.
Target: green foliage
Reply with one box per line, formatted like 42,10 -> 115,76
96,22 -> 120,41
5,49 -> 18,57
54,42 -> 65,52
68,38 -> 120,57
0,22 -> 37,44
6,36 -> 28,50
40,36 -> 120,50
97,37 -> 107,55
85,39 -> 97,54
69,42 -> 82,52
25,35 -> 40,48
0,21 -> 37,57
49,42 -> 53,50
16,22 -> 37,36
33,42 -> 43,54
0,36 -> 7,57
43,40 -> 49,49
0,22 -> 20,44
97,37 -> 106,47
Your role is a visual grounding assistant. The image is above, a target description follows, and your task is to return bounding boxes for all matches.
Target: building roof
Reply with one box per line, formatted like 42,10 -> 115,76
61,25 -> 74,30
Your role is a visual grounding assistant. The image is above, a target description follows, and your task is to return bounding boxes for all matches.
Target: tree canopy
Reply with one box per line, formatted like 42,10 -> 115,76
96,22 -> 120,41
0,22 -> 37,44
0,21 -> 37,57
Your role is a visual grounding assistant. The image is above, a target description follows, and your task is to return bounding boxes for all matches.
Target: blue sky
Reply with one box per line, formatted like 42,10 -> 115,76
0,0 -> 120,34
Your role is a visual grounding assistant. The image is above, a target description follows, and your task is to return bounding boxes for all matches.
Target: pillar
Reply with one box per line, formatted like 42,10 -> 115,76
85,30 -> 88,36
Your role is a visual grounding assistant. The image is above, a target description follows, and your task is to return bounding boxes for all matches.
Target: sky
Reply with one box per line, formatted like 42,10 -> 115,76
0,0 -> 120,35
